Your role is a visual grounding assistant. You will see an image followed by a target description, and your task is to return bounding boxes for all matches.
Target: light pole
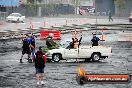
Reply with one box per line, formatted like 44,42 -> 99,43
11,0 -> 13,13
36,0 -> 37,16
94,0 -> 97,29
74,0 -> 77,15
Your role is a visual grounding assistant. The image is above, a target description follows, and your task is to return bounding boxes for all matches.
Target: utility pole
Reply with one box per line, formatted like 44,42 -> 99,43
95,0 -> 97,29
74,0 -> 77,15
11,0 -> 13,13
75,0 -> 77,15
36,0 -> 37,16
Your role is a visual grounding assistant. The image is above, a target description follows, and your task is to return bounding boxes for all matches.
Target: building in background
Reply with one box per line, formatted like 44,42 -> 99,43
78,0 -> 95,15
115,0 -> 132,17
0,0 -> 21,20
41,0 -> 73,4
95,0 -> 115,16
0,0 -> 20,7
0,0 -> 132,17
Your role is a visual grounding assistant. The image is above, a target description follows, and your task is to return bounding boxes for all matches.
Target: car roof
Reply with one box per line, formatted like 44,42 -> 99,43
62,39 -> 72,43
59,39 -> 72,45
11,13 -> 21,14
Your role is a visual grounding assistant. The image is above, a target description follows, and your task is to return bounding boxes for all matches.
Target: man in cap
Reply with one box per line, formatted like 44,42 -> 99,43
46,33 -> 57,49
28,34 -> 36,61
20,35 -> 31,63
33,46 -> 46,85
108,10 -> 113,22
91,33 -> 100,46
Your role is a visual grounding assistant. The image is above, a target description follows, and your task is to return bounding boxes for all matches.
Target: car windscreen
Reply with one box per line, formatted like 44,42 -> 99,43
9,14 -> 21,17
58,41 -> 71,48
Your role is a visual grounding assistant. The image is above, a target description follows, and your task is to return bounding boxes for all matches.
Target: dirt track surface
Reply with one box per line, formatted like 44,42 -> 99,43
0,30 -> 132,88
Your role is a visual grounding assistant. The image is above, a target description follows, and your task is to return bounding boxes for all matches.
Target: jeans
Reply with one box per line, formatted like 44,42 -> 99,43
31,49 -> 35,60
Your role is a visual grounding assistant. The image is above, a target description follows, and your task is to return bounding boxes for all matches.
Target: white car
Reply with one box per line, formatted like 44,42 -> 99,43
6,13 -> 25,23
46,40 -> 112,62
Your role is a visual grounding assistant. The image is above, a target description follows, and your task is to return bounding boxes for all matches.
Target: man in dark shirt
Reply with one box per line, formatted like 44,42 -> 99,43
20,35 -> 31,63
33,46 -> 46,85
46,33 -> 56,49
91,33 -> 100,46
108,10 -> 113,22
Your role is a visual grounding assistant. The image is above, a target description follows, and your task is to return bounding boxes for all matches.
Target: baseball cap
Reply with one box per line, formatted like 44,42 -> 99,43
49,33 -> 54,37
39,46 -> 43,51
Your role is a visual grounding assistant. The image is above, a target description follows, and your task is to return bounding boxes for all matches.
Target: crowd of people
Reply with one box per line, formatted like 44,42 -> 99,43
20,33 -> 57,63
20,33 -> 57,85
19,32 -> 100,85
70,31 -> 100,49
20,34 -> 35,63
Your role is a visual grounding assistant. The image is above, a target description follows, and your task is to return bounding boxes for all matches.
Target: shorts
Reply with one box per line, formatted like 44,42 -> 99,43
22,49 -> 31,55
36,68 -> 44,74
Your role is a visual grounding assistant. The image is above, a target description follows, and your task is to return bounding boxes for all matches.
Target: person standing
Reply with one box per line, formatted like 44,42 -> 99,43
108,10 -> 113,22
20,35 -> 31,63
28,34 -> 35,61
91,33 -> 100,46
33,47 -> 46,85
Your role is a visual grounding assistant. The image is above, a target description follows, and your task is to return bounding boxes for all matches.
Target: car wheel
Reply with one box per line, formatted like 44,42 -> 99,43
22,21 -> 24,23
17,19 -> 19,23
91,53 -> 100,62
7,20 -> 11,23
6,20 -> 9,23
52,54 -> 61,62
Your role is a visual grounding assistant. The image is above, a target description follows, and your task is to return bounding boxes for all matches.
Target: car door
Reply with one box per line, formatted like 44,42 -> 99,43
78,46 -> 93,58
64,48 -> 78,59
63,43 -> 78,59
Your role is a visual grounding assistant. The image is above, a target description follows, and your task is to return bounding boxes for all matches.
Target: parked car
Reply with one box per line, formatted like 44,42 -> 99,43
87,8 -> 95,15
46,40 -> 112,62
6,13 -> 25,23
129,12 -> 132,22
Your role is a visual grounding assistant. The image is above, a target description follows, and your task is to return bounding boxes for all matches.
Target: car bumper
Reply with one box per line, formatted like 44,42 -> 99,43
7,19 -> 18,22
101,53 -> 112,57
46,55 -> 52,59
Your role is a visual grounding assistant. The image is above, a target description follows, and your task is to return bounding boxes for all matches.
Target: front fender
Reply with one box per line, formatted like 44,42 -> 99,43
49,49 -> 65,58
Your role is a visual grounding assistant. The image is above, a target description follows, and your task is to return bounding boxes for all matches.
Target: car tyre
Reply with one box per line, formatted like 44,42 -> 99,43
52,54 -> 61,62
22,21 -> 24,23
17,19 -> 19,23
6,20 -> 9,23
91,53 -> 100,62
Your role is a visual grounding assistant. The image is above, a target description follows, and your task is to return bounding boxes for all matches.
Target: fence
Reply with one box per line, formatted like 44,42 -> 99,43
0,12 -> 8,20
97,11 -> 107,16
6,4 -> 75,17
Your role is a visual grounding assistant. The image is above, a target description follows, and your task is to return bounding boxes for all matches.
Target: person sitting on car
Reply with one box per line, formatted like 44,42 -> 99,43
91,33 -> 100,46
71,35 -> 82,49
46,33 -> 57,49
